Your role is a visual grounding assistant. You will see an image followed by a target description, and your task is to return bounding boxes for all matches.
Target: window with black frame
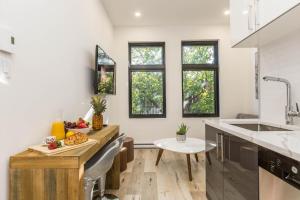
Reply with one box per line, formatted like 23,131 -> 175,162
182,41 -> 219,117
128,42 -> 166,118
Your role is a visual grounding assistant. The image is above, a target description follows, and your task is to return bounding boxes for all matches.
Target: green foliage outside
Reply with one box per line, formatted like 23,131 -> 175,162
130,44 -> 216,115
131,71 -> 163,115
182,45 -> 216,114
131,47 -> 162,65
183,45 -> 214,64
183,71 -> 215,114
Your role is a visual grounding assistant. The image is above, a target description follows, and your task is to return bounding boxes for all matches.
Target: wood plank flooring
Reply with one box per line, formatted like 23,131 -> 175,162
106,149 -> 207,200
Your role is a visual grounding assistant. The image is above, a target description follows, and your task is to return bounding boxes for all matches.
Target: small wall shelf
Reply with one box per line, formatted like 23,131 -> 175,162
233,3 -> 300,48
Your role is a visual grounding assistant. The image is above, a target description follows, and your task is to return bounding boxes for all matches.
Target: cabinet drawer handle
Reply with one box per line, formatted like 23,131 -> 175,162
216,133 -> 219,160
248,5 -> 254,31
216,133 -> 224,162
221,134 -> 224,162
285,174 -> 300,186
255,0 -> 260,28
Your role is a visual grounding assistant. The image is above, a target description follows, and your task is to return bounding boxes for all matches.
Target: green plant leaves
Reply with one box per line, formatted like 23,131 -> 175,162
131,71 -> 163,115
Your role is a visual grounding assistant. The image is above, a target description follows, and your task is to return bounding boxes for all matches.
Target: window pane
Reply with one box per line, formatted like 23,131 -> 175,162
131,71 -> 164,115
183,45 -> 215,64
131,46 -> 163,65
183,70 -> 215,114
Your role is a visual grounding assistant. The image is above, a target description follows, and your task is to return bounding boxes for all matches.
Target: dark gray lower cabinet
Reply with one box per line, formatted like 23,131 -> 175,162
206,125 -> 223,200
205,125 -> 259,200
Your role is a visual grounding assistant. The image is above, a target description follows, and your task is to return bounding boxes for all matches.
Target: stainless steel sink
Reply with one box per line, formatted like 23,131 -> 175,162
230,123 -> 292,131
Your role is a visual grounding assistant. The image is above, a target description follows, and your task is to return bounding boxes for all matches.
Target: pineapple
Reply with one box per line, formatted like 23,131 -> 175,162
91,95 -> 107,130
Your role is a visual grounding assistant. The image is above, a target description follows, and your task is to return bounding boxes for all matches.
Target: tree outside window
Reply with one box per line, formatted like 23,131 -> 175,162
129,43 -> 166,118
182,41 -> 219,117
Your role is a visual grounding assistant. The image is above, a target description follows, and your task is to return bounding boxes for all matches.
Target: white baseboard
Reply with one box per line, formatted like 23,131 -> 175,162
134,143 -> 157,149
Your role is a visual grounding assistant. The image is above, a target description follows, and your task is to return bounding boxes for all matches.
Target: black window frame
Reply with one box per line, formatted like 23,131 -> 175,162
128,42 -> 166,118
181,40 -> 220,118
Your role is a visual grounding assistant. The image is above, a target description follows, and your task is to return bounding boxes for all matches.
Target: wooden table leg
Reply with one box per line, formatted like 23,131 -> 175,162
206,152 -> 212,165
155,149 -> 164,166
105,152 -> 120,189
105,133 -> 121,190
194,153 -> 199,162
186,154 -> 192,181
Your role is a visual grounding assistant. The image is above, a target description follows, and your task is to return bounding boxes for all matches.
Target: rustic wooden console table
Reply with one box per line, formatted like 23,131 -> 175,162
9,125 -> 120,200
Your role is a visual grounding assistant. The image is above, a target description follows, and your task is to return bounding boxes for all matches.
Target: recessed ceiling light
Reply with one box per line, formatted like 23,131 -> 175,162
242,10 -> 249,15
134,11 -> 142,17
224,10 -> 230,16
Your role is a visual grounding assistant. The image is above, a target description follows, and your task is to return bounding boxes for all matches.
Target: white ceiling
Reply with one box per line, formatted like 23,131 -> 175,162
101,0 -> 229,27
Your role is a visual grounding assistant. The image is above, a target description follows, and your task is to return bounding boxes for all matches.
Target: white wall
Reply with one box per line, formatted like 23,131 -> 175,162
260,30 -> 300,125
106,25 -> 257,143
0,0 -> 113,199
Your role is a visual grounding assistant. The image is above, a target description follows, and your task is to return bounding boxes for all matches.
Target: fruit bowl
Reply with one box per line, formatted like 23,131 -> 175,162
64,118 -> 91,134
67,127 -> 91,134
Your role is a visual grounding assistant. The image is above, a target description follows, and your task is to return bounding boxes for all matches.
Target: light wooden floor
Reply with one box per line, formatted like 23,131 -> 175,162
107,149 -> 207,200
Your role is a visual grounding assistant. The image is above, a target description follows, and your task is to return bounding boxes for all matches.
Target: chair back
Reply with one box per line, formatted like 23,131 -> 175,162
116,133 -> 126,150
84,133 -> 126,180
85,140 -> 119,179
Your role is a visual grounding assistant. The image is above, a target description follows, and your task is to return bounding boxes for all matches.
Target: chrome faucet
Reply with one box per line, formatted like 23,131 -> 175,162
263,76 -> 299,124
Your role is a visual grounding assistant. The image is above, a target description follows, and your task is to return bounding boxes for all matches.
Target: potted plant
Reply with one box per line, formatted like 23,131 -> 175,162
91,95 -> 107,130
176,123 -> 189,142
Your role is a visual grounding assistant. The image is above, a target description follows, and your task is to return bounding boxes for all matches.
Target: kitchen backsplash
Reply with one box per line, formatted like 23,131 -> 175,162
260,30 -> 300,125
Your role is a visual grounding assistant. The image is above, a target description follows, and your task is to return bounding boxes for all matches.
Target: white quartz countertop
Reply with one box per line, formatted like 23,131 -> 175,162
205,119 -> 300,161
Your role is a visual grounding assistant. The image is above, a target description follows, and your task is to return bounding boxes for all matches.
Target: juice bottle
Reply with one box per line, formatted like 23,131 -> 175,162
51,121 -> 65,140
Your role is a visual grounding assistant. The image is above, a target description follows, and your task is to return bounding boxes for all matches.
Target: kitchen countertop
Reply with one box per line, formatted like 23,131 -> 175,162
205,119 -> 300,161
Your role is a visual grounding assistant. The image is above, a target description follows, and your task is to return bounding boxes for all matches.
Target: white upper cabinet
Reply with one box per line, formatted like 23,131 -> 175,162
258,0 -> 300,27
230,0 -> 300,46
230,0 -> 258,45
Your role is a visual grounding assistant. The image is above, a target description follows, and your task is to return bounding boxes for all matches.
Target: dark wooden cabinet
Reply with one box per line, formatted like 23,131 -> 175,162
205,125 -> 259,200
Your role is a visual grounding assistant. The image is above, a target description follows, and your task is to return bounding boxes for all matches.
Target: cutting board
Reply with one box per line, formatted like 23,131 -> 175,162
28,139 -> 98,155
